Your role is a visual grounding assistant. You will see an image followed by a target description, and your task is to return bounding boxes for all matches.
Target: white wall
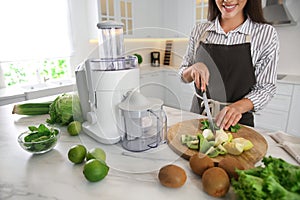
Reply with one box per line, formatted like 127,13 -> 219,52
68,0 -> 97,74
275,0 -> 300,75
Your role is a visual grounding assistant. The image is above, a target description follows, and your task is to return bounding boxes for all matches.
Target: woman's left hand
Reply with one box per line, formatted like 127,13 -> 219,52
215,106 -> 242,130
215,98 -> 254,130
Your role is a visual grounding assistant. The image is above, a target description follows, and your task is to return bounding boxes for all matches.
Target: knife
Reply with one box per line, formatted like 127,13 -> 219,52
202,91 -> 216,135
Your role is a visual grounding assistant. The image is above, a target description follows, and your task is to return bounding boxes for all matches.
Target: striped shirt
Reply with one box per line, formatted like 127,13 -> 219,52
179,17 -> 280,112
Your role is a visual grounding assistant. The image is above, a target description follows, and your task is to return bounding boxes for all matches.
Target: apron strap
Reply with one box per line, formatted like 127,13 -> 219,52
193,31 -> 209,60
245,34 -> 251,43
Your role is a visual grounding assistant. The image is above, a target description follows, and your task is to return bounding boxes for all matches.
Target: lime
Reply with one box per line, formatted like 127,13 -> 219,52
86,147 -> 106,161
83,159 -> 109,182
68,144 -> 87,164
67,121 -> 82,136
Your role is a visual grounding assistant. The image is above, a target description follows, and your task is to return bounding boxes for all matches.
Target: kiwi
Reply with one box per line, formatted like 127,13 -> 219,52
189,153 -> 214,176
218,157 -> 245,180
202,167 -> 230,197
158,164 -> 187,188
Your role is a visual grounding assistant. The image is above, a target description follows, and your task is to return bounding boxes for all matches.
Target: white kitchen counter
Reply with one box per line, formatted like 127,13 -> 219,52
0,86 -> 26,106
0,99 -> 298,200
140,65 -> 300,85
139,64 -> 178,74
277,74 -> 300,85
0,79 -> 76,106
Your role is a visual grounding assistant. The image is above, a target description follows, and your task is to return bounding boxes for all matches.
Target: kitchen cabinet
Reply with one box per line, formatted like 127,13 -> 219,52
164,71 -> 181,108
164,71 -> 194,111
254,82 -> 294,132
179,80 -> 194,111
140,71 -> 164,100
287,85 -> 300,137
140,69 -> 194,112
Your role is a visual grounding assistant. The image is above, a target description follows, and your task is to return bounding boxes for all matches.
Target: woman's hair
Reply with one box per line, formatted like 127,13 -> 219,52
207,0 -> 268,24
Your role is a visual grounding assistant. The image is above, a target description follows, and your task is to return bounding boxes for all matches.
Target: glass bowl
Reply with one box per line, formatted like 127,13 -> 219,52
18,127 -> 60,154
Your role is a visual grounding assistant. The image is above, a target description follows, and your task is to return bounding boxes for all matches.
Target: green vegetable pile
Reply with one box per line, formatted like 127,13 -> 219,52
23,124 -> 59,152
200,120 -> 241,133
47,93 -> 83,126
232,156 -> 300,200
181,120 -> 249,157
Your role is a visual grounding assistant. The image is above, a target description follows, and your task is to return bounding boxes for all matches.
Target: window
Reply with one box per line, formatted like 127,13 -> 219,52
98,0 -> 133,36
196,0 -> 208,24
120,0 -> 133,35
0,0 -> 72,87
99,0 -> 116,21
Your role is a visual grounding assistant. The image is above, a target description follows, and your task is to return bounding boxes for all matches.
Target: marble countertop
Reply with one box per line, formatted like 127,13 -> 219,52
0,99 -> 299,200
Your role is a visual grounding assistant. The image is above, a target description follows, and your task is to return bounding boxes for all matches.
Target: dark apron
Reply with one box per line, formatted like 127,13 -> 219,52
191,33 -> 256,127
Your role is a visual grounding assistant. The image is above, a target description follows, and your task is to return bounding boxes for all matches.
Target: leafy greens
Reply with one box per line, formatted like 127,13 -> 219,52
232,156 -> 300,200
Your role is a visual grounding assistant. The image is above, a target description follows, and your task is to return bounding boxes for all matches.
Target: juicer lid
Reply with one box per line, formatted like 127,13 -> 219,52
118,91 -> 163,111
97,21 -> 124,29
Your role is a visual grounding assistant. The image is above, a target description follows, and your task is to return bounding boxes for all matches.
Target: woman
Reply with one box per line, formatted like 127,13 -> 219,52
179,0 -> 279,130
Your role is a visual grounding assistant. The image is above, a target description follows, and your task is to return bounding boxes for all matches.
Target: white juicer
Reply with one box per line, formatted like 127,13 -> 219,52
75,21 -> 139,144
75,21 -> 167,151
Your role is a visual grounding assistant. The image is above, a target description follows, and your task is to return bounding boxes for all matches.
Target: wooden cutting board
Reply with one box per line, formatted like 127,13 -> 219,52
167,119 -> 268,169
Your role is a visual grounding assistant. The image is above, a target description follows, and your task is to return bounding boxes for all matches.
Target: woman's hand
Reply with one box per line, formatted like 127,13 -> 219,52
183,62 -> 209,91
215,98 -> 254,130
215,106 -> 242,130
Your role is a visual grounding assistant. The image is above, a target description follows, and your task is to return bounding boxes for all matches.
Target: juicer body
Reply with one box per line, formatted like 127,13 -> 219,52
75,59 -> 139,144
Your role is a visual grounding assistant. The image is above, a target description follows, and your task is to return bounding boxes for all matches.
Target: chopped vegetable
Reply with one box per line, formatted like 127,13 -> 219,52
198,134 -> 214,153
201,119 -> 241,133
232,138 -> 253,151
214,129 -> 229,146
232,156 -> 300,200
12,102 -> 52,115
47,93 -> 83,125
181,134 -> 198,145
229,124 -> 241,133
223,141 -> 244,155
202,129 -> 214,140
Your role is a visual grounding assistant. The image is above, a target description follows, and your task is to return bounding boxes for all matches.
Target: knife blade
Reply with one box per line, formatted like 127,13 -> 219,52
202,91 -> 216,135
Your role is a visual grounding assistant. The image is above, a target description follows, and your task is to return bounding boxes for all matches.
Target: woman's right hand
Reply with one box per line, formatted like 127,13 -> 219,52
186,62 -> 209,91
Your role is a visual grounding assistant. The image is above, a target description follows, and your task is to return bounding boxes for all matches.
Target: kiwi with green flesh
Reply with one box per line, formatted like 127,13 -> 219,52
218,157 -> 245,180
202,167 -> 230,197
189,153 -> 214,176
158,164 -> 187,188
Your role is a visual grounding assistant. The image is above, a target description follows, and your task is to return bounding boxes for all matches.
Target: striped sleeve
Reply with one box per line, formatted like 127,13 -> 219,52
244,24 -> 279,111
